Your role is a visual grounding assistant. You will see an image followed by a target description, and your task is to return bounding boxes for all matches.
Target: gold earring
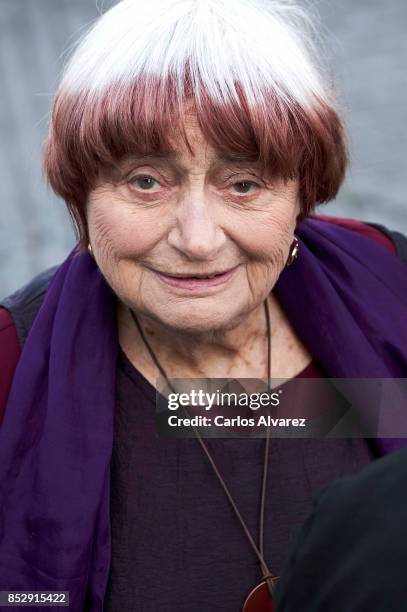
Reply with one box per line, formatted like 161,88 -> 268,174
286,235 -> 299,266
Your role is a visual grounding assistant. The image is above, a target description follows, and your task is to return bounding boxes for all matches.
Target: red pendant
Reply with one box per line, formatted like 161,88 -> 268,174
242,577 -> 278,612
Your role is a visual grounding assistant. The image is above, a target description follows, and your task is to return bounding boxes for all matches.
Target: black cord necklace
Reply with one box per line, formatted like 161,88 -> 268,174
129,299 -> 277,611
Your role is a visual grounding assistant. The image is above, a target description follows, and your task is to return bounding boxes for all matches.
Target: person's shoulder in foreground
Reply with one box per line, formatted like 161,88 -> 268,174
275,447 -> 407,612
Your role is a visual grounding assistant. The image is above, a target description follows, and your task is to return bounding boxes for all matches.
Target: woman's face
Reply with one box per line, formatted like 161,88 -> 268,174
86,114 -> 301,333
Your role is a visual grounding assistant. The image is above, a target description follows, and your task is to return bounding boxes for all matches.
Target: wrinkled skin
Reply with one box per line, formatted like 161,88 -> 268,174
86,113 -> 310,380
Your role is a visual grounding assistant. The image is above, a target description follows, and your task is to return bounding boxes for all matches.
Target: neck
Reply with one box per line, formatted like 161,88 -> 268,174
117,294 -> 285,379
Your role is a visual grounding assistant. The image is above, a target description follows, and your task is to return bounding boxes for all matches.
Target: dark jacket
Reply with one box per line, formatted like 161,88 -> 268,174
275,447 -> 407,612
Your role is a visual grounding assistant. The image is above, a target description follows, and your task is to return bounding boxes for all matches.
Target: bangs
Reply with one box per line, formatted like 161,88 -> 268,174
43,0 -> 347,245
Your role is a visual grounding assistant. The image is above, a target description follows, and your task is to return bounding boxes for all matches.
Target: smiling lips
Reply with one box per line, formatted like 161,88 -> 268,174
153,266 -> 239,290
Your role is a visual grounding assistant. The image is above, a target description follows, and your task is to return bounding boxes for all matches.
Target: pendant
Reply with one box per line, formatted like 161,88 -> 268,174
242,576 -> 278,612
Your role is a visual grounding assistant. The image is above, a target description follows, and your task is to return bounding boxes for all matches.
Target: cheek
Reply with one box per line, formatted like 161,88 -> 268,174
87,196 -> 165,259
231,201 -> 298,300
234,207 -> 296,268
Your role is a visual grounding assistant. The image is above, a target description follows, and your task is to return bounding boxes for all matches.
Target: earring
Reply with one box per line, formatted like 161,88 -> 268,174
88,243 -> 93,257
286,235 -> 299,267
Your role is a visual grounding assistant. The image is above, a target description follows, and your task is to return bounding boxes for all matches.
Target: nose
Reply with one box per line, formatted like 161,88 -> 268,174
167,190 -> 226,260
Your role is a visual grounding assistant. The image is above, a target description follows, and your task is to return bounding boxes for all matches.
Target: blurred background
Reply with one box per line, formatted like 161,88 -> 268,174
0,0 -> 406,296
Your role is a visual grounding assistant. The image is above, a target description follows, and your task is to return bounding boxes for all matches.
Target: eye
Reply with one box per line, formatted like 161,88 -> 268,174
230,181 -> 259,195
129,175 -> 161,191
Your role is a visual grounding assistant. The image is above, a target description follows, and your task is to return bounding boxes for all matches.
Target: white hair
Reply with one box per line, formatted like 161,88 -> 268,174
61,0 -> 331,109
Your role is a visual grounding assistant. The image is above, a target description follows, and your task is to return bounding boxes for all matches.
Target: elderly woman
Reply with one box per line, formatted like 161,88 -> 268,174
0,0 -> 406,611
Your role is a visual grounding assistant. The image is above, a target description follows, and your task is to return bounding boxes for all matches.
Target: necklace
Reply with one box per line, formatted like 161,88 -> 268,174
129,299 -> 278,611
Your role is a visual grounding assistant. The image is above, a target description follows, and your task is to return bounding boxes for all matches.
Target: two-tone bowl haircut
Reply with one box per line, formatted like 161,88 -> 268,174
43,0 -> 348,246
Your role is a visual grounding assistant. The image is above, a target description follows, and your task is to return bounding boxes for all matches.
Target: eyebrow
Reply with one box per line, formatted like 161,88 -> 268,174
217,153 -> 259,163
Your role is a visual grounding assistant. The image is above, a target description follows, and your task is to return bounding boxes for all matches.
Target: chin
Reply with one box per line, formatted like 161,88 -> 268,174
151,303 -> 240,334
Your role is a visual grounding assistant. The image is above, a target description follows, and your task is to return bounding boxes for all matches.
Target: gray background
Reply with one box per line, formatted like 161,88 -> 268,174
0,0 -> 406,296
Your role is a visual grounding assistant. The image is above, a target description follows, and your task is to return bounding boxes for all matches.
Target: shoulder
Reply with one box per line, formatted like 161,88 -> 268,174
0,265 -> 59,348
309,445 -> 407,520
275,448 -> 407,610
0,265 -> 58,425
311,213 -> 400,256
0,308 -> 21,426
297,447 -> 407,555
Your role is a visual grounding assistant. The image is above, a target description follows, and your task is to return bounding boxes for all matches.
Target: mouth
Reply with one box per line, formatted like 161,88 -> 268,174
152,265 -> 240,291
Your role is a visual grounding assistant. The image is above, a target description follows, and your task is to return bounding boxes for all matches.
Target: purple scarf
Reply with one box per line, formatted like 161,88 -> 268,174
0,217 -> 406,610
